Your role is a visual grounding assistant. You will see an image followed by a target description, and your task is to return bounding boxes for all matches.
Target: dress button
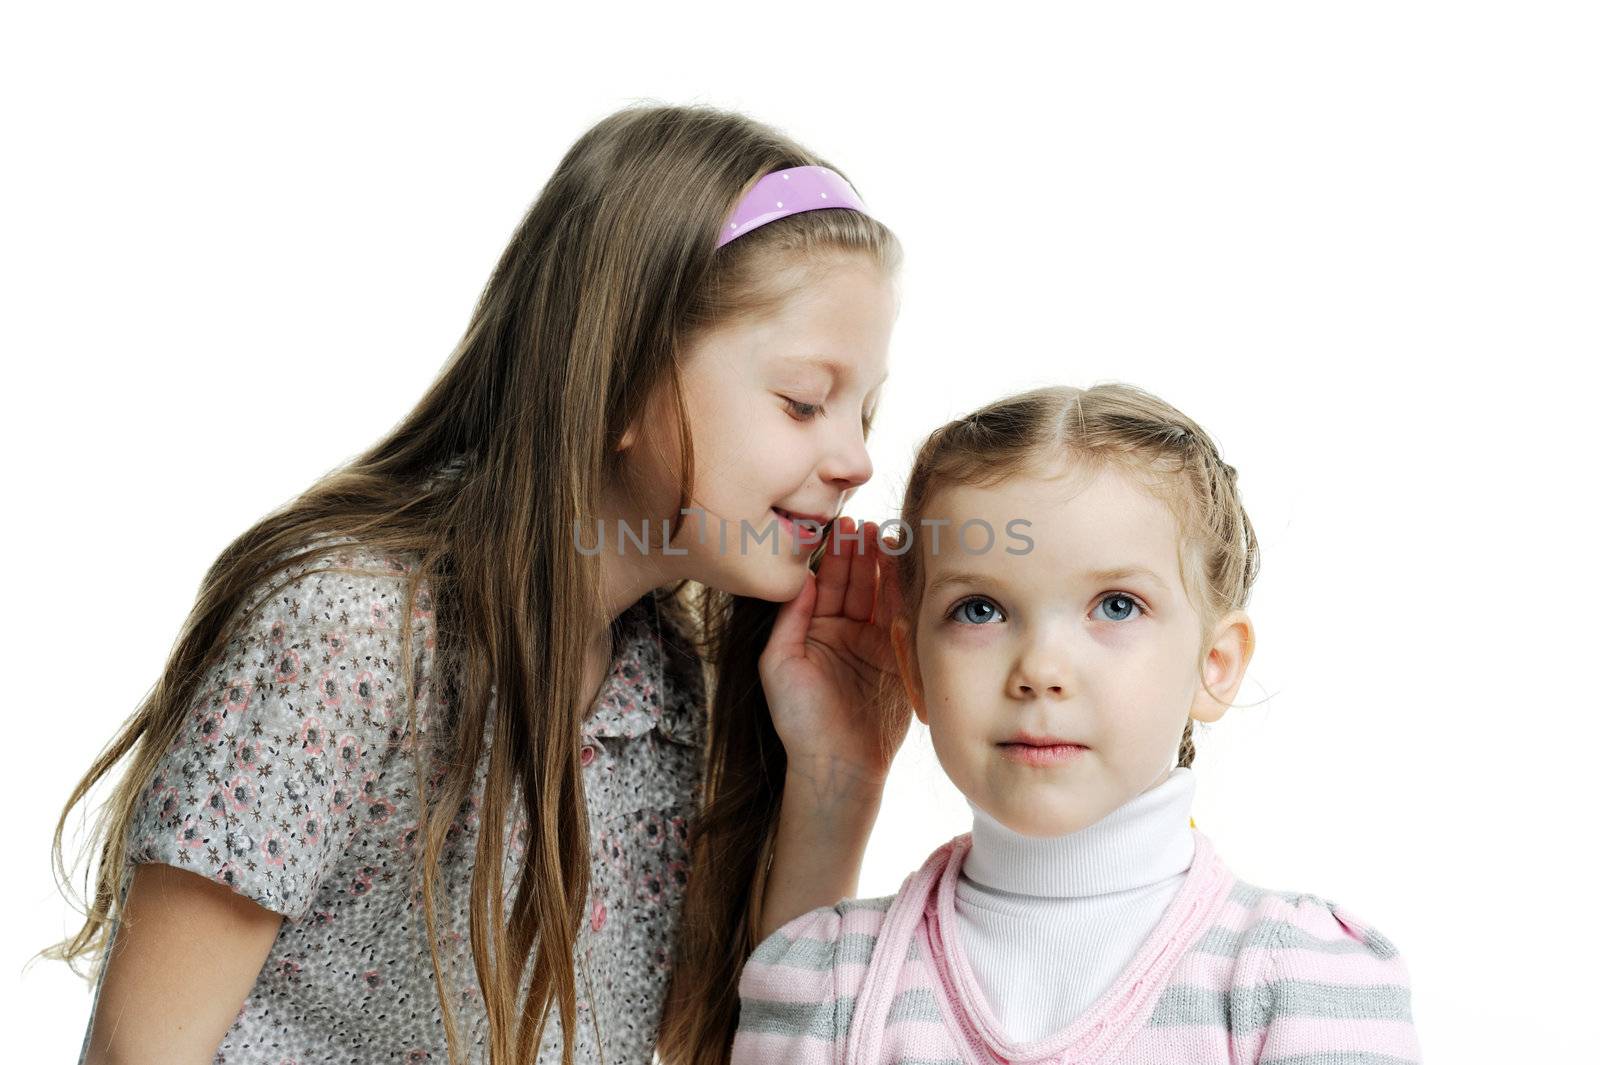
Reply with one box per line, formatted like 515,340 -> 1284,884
579,744 -> 596,766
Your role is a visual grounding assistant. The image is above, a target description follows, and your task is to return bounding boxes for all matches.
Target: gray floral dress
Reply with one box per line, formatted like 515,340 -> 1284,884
77,544 -> 708,1064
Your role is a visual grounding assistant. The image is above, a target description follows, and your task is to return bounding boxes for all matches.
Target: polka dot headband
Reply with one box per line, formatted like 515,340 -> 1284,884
715,165 -> 870,249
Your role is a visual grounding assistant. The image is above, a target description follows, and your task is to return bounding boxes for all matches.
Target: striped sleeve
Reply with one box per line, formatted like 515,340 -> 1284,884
732,897 -> 889,1065
1245,892 -> 1422,1064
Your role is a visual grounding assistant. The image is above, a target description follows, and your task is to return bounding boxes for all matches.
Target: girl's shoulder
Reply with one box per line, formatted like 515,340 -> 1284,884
1217,877 -> 1407,965
742,829 -> 967,984
746,893 -> 896,971
124,538 -> 435,921
203,537 -> 420,645
224,540 -> 438,672
1180,834 -> 1407,969
734,894 -> 897,1058
239,537 -> 428,614
735,837 -> 966,1062
1176,868 -> 1418,1052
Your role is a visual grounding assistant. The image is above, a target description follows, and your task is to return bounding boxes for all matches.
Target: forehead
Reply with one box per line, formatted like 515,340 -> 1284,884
773,351 -> 889,390
741,256 -> 895,380
921,464 -> 1187,583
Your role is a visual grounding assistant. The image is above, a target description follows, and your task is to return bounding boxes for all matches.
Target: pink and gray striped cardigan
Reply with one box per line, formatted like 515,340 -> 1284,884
733,830 -> 1420,1064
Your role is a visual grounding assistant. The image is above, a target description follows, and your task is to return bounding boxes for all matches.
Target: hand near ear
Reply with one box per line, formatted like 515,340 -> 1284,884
759,517 -> 913,790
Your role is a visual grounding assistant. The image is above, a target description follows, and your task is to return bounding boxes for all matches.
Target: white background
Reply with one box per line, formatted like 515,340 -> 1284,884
6,3 -> 1596,1061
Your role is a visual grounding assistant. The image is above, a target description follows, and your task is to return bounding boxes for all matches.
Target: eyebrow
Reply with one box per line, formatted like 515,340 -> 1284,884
925,572 -> 991,597
926,565 -> 1171,597
1084,566 -> 1171,592
780,353 -> 889,391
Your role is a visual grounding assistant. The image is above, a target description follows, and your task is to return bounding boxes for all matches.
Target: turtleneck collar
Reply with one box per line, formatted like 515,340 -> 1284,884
961,767 -> 1198,898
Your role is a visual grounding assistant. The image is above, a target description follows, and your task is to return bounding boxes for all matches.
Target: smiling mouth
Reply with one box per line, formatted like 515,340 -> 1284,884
772,506 -> 832,526
771,508 -> 834,542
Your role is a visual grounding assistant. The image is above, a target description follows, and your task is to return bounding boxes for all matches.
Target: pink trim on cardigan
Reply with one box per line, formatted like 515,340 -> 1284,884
847,830 -> 1235,1064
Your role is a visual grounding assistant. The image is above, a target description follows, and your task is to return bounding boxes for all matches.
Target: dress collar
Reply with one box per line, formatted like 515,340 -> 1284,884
581,591 -> 706,745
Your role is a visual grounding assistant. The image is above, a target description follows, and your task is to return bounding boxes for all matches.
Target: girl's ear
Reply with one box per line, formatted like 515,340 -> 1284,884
1189,609 -> 1255,724
616,421 -> 638,452
889,617 -> 928,725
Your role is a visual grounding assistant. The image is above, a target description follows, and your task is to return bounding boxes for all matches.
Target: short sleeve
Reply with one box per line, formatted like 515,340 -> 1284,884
1249,893 -> 1422,1064
122,553 -> 430,921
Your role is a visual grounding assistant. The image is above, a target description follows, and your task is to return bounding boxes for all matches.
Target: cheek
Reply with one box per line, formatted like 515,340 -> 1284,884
922,657 -> 995,748
1098,622 -> 1191,679
1094,643 -> 1197,741
694,416 -> 797,501
924,704 -> 986,795
1056,624 -> 1171,705
919,640 -> 994,701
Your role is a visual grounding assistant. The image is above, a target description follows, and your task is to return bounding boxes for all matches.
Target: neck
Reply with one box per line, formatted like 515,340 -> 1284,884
590,481 -> 686,627
962,767 -> 1197,898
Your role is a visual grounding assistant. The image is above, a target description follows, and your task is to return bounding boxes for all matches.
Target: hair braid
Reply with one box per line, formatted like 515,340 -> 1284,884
1177,718 -> 1196,769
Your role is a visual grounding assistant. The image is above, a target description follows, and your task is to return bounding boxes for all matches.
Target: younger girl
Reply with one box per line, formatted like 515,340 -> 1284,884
45,105 -> 912,1065
734,383 -> 1421,1064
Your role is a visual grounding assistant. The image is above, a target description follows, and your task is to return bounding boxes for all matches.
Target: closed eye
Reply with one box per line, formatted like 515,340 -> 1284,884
784,392 -> 882,437
782,397 -> 823,421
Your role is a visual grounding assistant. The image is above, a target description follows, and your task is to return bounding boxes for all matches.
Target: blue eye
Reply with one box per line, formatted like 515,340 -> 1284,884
1092,593 -> 1144,622
948,596 -> 1004,625
783,397 -> 823,420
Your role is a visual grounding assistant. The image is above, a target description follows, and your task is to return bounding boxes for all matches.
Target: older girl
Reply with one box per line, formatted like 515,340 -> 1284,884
47,105 -> 912,1065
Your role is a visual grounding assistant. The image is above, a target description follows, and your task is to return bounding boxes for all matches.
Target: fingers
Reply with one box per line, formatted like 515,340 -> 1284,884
808,515 -> 886,624
843,519 -> 876,622
872,528 -> 902,626
853,609 -> 897,675
813,516 -> 853,617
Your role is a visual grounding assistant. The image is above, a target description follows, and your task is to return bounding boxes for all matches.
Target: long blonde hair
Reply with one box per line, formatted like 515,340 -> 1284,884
41,103 -> 902,1065
893,383 -> 1259,767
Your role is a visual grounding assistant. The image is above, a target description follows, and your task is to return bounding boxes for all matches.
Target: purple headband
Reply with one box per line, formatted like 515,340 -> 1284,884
715,164 -> 868,249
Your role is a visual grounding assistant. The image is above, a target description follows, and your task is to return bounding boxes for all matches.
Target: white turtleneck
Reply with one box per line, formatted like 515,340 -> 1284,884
954,767 -> 1198,1043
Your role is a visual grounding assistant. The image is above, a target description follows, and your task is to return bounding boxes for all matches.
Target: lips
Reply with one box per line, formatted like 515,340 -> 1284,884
1002,732 -> 1084,748
999,742 -> 1087,768
772,506 -> 833,526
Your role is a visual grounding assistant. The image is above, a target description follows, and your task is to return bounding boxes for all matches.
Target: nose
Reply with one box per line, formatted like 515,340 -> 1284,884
1009,624 -> 1072,700
819,423 -> 873,493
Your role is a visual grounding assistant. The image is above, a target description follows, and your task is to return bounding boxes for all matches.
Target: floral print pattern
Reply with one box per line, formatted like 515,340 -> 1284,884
79,543 -> 707,1064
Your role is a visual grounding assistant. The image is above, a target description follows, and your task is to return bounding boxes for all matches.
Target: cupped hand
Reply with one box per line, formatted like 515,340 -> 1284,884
758,516 -> 913,792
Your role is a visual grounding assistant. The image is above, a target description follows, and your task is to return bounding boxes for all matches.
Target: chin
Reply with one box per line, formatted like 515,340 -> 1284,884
999,798 -> 1096,838
711,552 -> 811,603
